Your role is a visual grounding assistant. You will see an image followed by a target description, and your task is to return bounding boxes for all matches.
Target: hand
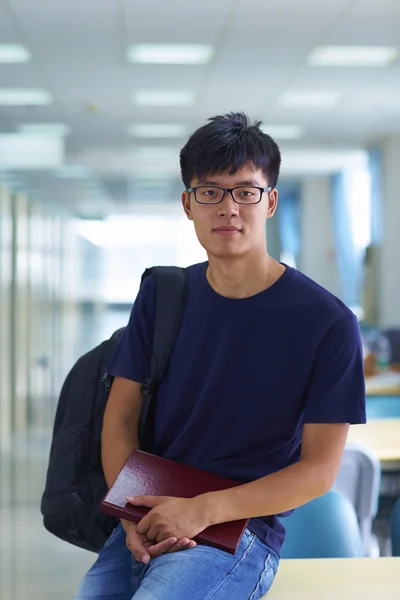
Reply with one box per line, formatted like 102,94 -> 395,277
122,520 -> 197,564
126,495 -> 209,544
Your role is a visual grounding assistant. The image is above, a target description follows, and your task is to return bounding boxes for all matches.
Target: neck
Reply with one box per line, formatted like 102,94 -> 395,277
206,251 -> 285,299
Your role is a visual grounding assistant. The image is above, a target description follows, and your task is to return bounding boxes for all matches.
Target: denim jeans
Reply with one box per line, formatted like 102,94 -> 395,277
74,523 -> 279,600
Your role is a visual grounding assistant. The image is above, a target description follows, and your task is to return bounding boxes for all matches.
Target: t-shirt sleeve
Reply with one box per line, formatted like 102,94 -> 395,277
106,275 -> 155,383
303,313 -> 366,425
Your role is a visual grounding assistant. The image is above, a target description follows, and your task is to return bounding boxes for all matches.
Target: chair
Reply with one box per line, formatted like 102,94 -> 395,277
333,441 -> 381,556
280,489 -> 364,558
366,396 -> 400,419
391,498 -> 400,556
383,329 -> 400,363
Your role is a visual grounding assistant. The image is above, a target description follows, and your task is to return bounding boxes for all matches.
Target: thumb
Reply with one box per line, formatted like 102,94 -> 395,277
126,495 -> 165,508
125,530 -> 150,564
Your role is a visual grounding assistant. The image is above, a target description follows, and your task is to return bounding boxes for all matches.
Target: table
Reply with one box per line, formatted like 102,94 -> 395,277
266,558 -> 400,600
347,419 -> 400,464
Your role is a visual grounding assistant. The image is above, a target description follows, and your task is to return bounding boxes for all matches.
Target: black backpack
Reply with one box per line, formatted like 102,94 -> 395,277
40,266 -> 189,553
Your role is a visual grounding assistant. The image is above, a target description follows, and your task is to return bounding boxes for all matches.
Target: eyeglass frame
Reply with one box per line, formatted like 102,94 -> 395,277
186,185 -> 273,205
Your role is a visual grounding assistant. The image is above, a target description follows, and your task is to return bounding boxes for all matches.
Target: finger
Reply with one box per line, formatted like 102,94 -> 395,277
127,495 -> 165,508
166,538 -> 196,553
148,537 -> 178,558
136,515 -> 150,537
166,539 -> 189,553
126,538 -> 151,565
156,531 -> 171,544
146,524 -> 164,543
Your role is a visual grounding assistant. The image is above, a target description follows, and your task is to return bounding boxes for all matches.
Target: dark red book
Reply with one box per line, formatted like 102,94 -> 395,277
101,449 -> 248,554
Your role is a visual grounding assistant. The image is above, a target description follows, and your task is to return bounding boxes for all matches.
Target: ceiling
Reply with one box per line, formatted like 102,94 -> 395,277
0,0 -> 399,215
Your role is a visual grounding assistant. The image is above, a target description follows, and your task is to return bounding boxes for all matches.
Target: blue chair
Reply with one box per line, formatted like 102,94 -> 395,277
333,442 -> 381,556
366,395 -> 400,419
280,489 -> 364,558
391,498 -> 400,556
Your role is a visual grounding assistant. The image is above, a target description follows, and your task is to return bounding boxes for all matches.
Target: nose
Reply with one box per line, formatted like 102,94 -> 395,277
217,190 -> 239,217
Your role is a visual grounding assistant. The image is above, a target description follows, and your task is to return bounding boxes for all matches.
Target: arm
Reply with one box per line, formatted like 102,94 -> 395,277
103,361 -> 201,558
132,422 -> 350,542
204,314 -> 363,521
101,375 -> 142,489
200,422 -> 349,525
101,376 -> 142,536
102,376 -> 194,559
102,275 -> 157,489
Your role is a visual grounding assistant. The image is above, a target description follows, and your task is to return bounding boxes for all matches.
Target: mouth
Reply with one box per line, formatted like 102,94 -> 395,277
213,226 -> 241,235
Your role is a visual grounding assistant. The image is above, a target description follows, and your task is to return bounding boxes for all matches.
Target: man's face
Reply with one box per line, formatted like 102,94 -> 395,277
181,163 -> 278,259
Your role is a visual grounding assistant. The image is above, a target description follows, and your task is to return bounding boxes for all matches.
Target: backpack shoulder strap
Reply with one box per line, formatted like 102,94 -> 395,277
142,266 -> 189,387
138,266 -> 189,449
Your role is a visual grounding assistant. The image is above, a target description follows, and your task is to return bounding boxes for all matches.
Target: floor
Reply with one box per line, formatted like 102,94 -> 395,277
0,431 -> 94,600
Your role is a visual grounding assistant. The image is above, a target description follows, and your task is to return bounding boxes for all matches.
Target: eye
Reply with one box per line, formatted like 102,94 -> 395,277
238,189 -> 256,197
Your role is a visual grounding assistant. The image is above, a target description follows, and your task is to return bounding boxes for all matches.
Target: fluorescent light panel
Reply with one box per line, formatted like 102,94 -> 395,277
0,44 -> 31,63
281,91 -> 340,107
261,125 -> 304,140
127,44 -> 213,65
56,165 -> 91,179
0,134 -> 63,169
308,45 -> 399,67
128,123 -> 187,138
0,89 -> 53,106
18,123 -> 70,137
133,90 -> 195,107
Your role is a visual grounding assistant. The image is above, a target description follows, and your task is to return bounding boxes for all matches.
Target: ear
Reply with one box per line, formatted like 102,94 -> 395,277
182,191 -> 193,220
266,188 -> 278,219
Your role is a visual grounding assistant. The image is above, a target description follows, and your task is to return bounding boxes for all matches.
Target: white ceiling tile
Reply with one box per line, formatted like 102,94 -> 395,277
234,0 -> 353,26
326,0 -> 400,46
0,4 -> 19,40
10,0 -> 115,25
0,0 -> 399,194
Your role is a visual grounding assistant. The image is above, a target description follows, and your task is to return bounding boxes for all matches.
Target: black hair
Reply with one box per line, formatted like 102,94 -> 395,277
180,112 -> 281,189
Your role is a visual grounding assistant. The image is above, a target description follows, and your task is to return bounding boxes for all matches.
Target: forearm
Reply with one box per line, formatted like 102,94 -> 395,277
102,419 -> 139,534
101,419 -> 139,489
200,460 -> 332,526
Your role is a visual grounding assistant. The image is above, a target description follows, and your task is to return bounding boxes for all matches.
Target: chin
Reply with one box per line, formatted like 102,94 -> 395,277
206,244 -> 249,260
199,235 -> 251,258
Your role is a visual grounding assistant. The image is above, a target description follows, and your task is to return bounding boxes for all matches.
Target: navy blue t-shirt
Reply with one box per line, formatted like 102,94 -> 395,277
107,262 -> 366,556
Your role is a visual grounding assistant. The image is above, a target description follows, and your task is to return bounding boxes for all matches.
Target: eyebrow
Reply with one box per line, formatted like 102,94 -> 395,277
197,179 -> 263,187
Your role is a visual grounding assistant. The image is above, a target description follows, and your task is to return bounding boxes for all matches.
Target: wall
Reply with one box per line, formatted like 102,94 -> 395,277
380,136 -> 400,328
299,176 -> 341,298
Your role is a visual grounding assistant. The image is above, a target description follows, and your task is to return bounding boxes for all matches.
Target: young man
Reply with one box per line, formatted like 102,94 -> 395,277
74,112 -> 366,600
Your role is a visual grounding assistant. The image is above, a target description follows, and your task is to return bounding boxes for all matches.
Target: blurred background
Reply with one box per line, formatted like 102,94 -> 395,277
1,1 -> 400,598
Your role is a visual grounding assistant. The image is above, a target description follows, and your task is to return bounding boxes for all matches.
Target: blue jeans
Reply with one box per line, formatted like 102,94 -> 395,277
74,523 -> 279,600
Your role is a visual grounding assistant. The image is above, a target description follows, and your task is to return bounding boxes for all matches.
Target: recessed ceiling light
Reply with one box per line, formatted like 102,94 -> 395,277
132,90 -> 195,107
18,123 -> 70,137
127,44 -> 214,65
128,123 -> 188,138
307,45 -> 399,67
261,125 -> 304,140
281,91 -> 340,108
0,44 -> 31,63
0,89 -> 53,106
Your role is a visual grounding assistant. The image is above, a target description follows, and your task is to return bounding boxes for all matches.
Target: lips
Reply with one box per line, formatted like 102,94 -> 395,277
214,226 -> 241,232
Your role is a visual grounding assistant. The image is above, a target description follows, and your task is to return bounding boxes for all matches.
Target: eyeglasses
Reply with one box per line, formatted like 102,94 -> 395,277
187,186 -> 272,205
